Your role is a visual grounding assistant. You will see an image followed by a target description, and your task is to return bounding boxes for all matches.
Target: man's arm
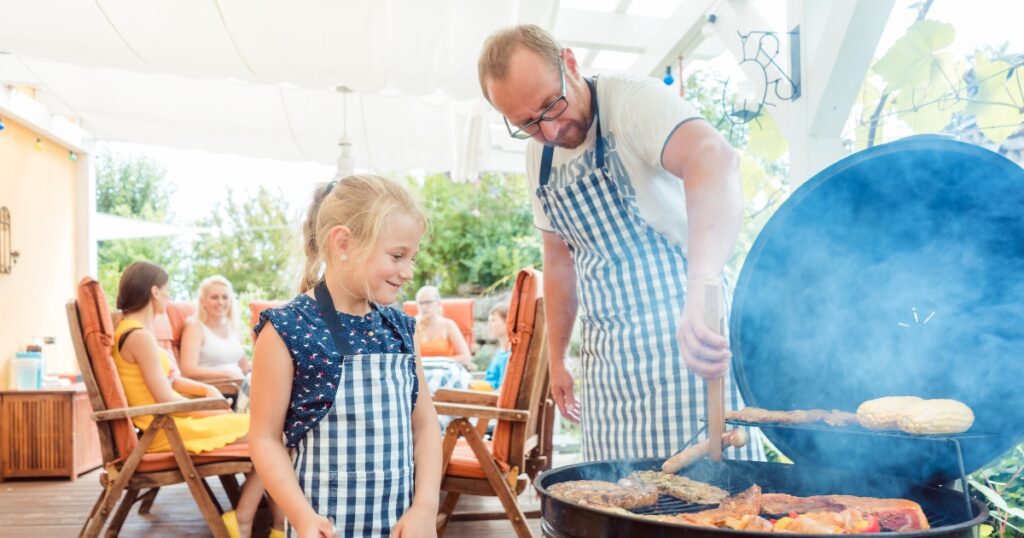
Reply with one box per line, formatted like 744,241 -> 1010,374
662,119 -> 743,379
543,231 -> 581,421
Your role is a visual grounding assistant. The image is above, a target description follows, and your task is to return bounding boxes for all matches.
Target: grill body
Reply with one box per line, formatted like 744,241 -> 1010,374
536,459 -> 987,537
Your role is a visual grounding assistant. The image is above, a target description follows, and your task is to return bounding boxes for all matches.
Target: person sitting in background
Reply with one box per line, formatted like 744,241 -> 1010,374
414,285 -> 474,369
179,275 -> 250,383
112,261 -> 282,537
484,303 -> 511,390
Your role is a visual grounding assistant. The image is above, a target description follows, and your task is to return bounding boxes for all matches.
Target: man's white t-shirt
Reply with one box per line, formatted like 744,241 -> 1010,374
526,74 -> 702,250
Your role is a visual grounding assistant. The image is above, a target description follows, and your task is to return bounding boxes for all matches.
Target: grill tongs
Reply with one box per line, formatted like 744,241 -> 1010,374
663,281 -> 750,474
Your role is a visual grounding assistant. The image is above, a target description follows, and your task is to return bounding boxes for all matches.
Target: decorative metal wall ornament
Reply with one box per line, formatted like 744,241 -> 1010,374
1,206 -> 19,274
719,26 -> 802,129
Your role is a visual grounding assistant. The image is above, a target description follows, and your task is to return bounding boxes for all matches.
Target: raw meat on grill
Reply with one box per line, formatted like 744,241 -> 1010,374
726,407 -> 858,426
547,479 -> 659,510
762,493 -> 930,531
628,470 -> 730,504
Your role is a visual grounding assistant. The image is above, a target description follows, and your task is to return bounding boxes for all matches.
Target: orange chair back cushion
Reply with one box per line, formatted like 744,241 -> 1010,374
76,277 -> 139,458
402,298 -> 474,350
249,301 -> 287,335
491,268 -> 543,464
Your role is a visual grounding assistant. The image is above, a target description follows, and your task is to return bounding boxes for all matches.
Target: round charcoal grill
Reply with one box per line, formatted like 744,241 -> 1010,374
536,459 -> 987,538
536,136 -> 1024,536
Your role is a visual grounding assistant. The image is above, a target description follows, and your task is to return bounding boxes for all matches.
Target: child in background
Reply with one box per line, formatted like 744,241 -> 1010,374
484,303 -> 511,390
249,175 -> 441,538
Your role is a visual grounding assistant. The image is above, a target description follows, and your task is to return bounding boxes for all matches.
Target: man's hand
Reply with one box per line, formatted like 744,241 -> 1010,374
550,361 -> 581,422
677,293 -> 731,379
390,503 -> 437,538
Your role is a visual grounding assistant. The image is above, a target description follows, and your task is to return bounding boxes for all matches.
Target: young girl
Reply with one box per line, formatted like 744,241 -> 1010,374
249,175 -> 442,538
112,262 -> 282,538
179,275 -> 250,383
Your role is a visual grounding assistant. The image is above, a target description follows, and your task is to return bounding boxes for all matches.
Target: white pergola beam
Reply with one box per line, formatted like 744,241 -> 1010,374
630,0 -> 717,78
555,9 -> 662,53
805,0 -> 895,136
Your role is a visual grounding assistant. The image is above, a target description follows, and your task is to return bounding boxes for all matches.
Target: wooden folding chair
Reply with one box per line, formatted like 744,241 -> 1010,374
67,277 -> 252,537
432,268 -> 554,538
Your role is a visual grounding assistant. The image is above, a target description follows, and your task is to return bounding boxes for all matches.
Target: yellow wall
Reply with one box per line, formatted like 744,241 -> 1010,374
0,116 -> 80,388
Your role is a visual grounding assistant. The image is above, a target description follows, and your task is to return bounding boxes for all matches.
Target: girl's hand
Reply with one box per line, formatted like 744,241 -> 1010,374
294,514 -> 337,538
390,504 -> 437,538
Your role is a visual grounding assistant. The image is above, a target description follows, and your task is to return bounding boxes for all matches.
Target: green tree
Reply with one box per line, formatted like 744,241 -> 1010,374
185,185 -> 297,302
407,172 -> 541,295
95,149 -> 184,305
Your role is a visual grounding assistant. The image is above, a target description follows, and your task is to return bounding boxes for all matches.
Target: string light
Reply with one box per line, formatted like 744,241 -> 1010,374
35,138 -> 42,150
0,116 -> 6,131
69,151 -> 77,161
663,65 -> 675,86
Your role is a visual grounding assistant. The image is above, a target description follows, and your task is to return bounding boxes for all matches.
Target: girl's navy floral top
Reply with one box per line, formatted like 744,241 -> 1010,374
254,294 -> 417,447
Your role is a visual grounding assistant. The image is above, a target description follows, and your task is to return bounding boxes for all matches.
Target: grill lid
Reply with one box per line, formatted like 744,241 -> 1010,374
729,136 -> 1024,483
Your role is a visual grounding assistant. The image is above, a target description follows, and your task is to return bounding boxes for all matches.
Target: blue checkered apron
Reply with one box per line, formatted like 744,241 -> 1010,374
537,79 -> 763,462
286,282 -> 416,536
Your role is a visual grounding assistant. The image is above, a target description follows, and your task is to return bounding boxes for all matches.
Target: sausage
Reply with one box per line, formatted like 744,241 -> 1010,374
661,429 -> 750,474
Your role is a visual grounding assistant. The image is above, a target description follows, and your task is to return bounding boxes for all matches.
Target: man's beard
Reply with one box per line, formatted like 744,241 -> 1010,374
551,115 -> 594,149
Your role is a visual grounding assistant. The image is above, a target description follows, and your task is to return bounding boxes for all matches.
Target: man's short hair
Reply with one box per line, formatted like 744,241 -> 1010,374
478,24 -> 562,102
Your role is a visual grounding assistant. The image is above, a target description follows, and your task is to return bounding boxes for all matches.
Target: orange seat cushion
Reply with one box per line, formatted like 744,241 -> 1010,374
446,438 -> 510,479
134,442 -> 251,473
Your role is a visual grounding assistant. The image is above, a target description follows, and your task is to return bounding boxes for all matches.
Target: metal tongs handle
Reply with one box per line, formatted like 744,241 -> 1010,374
705,281 -> 725,462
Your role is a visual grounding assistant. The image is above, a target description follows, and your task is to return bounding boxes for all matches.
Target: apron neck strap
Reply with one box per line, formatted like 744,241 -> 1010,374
314,280 -> 358,356
539,77 -> 603,187
313,280 -> 412,355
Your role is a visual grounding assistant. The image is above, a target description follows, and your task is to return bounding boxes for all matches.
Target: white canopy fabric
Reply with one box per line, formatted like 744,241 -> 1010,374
0,0 -> 741,176
0,0 -> 547,176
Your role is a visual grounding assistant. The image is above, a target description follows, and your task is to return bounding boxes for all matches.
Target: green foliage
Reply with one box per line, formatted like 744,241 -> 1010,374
186,186 -> 297,301
972,443 -> 1024,538
853,16 -> 1023,148
406,172 -> 541,295
94,149 -> 185,304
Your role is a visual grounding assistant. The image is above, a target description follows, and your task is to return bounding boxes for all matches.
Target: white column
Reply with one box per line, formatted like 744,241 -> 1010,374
74,154 -> 97,279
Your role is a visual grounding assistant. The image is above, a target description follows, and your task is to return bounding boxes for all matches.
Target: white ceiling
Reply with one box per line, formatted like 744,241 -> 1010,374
0,0 -> 724,176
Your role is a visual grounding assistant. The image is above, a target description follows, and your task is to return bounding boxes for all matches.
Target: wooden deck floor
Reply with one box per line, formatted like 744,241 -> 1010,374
0,468 -> 554,537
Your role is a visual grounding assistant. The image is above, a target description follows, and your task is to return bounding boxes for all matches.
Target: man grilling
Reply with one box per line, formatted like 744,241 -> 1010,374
478,24 -> 763,461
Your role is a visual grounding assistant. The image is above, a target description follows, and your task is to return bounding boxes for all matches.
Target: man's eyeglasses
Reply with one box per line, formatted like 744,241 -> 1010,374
503,58 -> 569,140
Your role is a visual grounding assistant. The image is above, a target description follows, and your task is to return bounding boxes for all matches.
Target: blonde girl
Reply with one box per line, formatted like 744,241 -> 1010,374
249,176 -> 442,538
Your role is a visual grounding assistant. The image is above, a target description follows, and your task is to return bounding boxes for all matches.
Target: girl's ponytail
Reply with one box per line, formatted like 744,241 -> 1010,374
299,181 -> 335,292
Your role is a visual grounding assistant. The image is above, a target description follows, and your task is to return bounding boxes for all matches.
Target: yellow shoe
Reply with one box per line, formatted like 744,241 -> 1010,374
268,529 -> 285,538
221,510 -> 241,538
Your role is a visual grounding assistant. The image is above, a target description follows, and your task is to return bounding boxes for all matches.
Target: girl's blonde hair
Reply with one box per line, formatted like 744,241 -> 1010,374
300,174 -> 428,293
195,274 -> 239,333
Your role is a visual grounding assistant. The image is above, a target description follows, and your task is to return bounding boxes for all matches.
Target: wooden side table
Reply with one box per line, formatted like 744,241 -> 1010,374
0,384 -> 103,481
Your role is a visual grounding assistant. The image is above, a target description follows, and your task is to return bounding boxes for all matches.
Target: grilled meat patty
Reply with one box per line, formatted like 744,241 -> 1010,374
629,471 -> 729,504
547,480 -> 659,510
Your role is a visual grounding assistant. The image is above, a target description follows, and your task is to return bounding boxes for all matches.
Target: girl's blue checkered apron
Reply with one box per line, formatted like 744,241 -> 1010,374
286,281 -> 417,536
537,78 -> 763,462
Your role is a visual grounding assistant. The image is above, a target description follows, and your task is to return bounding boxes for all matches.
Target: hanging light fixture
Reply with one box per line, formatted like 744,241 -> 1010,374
333,85 -> 355,181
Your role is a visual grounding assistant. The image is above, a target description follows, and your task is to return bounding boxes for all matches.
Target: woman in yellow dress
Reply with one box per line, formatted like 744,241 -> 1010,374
113,261 -> 282,538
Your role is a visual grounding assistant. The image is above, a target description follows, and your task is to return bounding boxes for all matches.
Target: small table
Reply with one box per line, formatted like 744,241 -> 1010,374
0,383 -> 102,481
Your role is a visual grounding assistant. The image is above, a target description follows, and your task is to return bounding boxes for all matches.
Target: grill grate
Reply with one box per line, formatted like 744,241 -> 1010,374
628,495 -> 954,530
631,495 -> 715,516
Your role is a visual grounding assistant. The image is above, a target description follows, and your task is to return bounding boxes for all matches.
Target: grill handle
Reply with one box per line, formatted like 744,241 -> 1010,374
705,281 -> 725,461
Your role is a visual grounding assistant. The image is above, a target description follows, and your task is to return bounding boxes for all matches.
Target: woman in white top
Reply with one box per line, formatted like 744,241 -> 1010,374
179,275 -> 251,382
